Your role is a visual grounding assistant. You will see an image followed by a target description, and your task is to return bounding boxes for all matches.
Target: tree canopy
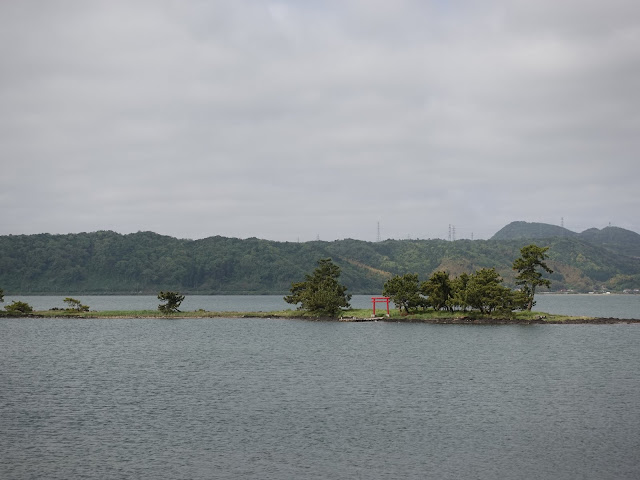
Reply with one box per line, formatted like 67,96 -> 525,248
465,268 -> 515,314
448,273 -> 470,311
421,271 -> 452,311
64,297 -> 89,312
284,258 -> 352,317
383,266 -> 528,316
5,300 -> 33,315
512,244 -> 553,310
158,291 -> 185,313
382,273 -> 425,314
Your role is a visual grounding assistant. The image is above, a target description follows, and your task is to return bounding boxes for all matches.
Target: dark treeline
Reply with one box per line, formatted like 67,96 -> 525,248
0,225 -> 639,294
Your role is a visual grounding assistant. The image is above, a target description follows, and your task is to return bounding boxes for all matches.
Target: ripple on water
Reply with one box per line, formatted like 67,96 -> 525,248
1,318 -> 639,479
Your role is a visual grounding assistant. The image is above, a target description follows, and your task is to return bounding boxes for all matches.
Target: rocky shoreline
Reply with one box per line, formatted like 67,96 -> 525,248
336,316 -> 640,324
5,312 -> 640,324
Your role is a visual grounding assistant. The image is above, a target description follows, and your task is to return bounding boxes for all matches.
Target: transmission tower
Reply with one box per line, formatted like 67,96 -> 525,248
377,221 -> 381,242
448,224 -> 457,241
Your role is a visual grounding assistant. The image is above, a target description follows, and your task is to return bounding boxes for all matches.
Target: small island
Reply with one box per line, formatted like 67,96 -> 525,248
4,308 -> 638,324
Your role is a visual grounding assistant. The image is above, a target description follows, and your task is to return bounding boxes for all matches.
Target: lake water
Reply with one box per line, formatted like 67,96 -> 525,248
1,315 -> 639,479
4,293 -> 640,319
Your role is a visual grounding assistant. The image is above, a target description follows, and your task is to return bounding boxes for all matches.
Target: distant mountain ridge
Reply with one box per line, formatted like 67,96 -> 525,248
491,221 -> 577,240
492,221 -> 640,258
1,222 -> 639,295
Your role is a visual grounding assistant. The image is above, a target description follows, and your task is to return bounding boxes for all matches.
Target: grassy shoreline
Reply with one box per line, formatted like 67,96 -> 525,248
5,309 -> 639,324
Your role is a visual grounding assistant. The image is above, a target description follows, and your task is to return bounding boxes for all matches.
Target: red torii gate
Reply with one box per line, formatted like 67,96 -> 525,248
371,296 -> 390,316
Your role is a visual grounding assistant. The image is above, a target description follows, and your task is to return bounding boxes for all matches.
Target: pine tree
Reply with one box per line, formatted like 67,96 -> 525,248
513,244 -> 553,310
284,259 -> 351,317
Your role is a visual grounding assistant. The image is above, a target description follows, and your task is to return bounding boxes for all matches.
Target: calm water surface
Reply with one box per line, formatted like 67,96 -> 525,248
1,318 -> 639,479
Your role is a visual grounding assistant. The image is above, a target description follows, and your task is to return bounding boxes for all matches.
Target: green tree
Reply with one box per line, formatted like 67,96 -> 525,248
0,288 -> 3,303
466,268 -> 514,314
421,271 -> 452,311
448,273 -> 470,311
284,258 -> 351,316
511,288 -> 532,311
5,300 -> 33,315
158,291 -> 185,313
64,297 -> 89,312
512,244 -> 553,310
382,273 -> 425,314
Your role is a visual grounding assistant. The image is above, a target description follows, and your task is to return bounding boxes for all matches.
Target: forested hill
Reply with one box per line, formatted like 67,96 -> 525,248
1,227 -> 639,294
492,221 -> 640,257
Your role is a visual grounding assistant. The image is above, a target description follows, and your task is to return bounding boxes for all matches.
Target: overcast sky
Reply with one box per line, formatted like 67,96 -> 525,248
1,1 -> 638,242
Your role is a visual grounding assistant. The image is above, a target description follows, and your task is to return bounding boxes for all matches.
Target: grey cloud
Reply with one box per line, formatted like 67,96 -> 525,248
0,0 -> 638,241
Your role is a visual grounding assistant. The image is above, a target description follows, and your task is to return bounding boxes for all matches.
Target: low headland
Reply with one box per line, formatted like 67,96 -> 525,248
4,309 -> 639,324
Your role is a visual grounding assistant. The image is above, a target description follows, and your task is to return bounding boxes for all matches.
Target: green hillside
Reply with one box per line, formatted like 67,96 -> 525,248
492,221 -> 640,258
1,225 -> 639,294
578,226 -> 640,258
492,221 -> 577,240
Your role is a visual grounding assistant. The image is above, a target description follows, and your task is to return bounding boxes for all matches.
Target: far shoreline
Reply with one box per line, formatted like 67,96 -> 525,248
4,310 -> 640,324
